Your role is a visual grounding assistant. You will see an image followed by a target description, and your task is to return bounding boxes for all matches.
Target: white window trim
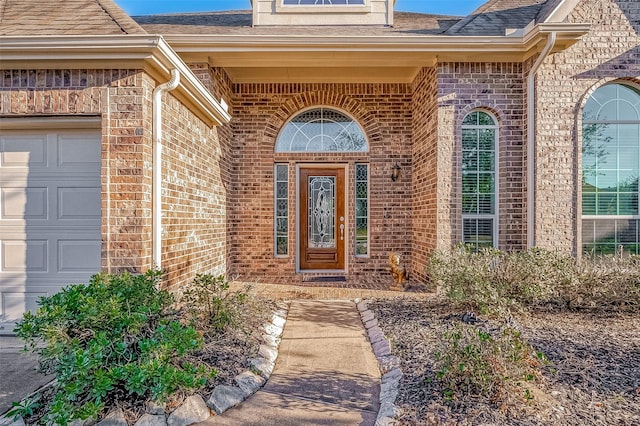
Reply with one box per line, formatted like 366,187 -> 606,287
276,0 -> 370,14
461,111 -> 499,248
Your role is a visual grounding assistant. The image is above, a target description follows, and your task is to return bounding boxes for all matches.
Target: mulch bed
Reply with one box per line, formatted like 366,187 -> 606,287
368,297 -> 640,425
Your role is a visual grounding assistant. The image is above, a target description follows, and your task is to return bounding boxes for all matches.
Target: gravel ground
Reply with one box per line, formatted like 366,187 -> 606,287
368,297 -> 640,425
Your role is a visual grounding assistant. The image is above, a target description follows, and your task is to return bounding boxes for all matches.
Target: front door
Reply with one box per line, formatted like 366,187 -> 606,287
299,167 -> 345,271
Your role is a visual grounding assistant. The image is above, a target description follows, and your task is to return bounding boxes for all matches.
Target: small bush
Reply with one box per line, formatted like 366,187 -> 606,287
427,246 -> 640,315
434,322 -> 546,404
567,253 -> 640,310
15,270 -> 209,425
181,274 -> 248,332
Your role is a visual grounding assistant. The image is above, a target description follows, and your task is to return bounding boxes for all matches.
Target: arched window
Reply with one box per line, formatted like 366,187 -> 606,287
582,83 -> 640,254
275,108 -> 368,153
461,110 -> 498,250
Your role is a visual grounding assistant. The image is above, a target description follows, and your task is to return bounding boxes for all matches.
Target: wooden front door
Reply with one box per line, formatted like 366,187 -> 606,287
299,167 -> 345,271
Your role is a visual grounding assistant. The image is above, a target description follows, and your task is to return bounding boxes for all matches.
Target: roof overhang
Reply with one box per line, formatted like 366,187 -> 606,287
0,35 -> 231,126
160,22 -> 590,83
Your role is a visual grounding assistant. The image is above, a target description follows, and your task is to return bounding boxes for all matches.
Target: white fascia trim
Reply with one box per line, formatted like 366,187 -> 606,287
0,35 -> 231,127
544,0 -> 582,23
163,23 -> 589,54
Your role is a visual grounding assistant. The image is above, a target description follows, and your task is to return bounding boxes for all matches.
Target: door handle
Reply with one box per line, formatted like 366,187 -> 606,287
340,224 -> 345,241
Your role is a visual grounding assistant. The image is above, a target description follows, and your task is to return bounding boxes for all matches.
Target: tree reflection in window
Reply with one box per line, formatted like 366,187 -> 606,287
582,83 -> 640,254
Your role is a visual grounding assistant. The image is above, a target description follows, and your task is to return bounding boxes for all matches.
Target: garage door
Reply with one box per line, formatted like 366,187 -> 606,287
0,129 -> 101,333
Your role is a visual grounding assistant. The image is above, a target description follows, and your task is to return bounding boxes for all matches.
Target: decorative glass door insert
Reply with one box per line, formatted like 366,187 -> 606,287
309,176 -> 336,249
299,167 -> 345,270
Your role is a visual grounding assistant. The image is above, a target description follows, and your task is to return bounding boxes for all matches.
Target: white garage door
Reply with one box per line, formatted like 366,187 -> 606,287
0,129 -> 101,333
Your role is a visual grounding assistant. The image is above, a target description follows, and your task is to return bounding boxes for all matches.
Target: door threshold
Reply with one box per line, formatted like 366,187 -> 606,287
302,275 -> 347,283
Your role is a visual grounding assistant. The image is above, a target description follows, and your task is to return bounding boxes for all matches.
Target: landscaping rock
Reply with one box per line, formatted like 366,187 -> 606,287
263,323 -> 283,337
258,344 -> 278,363
356,300 -> 367,312
361,310 -> 375,323
275,301 -> 289,311
377,355 -> 401,374
380,380 -> 399,405
69,419 -> 95,426
273,308 -> 287,318
271,314 -> 286,328
372,339 -> 391,358
382,368 -> 403,384
367,326 -> 385,345
166,395 -> 210,426
235,370 -> 265,397
364,318 -> 378,329
146,401 -> 165,415
0,416 -> 25,426
96,409 -> 127,426
133,414 -> 166,426
375,402 -> 399,426
207,385 -> 246,414
249,357 -> 275,378
262,333 -> 280,348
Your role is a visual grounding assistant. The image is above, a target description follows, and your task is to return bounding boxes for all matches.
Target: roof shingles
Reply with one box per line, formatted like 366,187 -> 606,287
0,0 -> 147,36
133,10 -> 460,37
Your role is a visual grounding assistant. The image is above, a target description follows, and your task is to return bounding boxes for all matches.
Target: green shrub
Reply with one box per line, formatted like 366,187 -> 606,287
181,274 -> 248,332
434,323 -> 546,403
15,270 -> 209,425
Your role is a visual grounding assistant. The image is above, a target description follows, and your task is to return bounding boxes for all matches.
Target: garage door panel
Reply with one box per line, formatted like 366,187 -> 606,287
1,239 -> 48,272
1,187 -> 48,220
58,134 -> 101,169
0,128 -> 101,332
2,292 -> 45,324
58,239 -> 101,273
58,187 -> 101,220
0,134 -> 48,168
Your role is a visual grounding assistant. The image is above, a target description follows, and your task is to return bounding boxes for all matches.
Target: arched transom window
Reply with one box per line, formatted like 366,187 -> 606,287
275,108 -> 368,153
582,83 -> 640,254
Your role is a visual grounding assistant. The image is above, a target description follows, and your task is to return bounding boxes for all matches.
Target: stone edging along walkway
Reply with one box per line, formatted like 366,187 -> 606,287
355,298 -> 402,426
1,298 -> 402,426
0,301 -> 290,426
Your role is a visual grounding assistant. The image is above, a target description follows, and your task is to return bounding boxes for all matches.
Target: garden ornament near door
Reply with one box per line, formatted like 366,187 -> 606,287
389,252 -> 408,289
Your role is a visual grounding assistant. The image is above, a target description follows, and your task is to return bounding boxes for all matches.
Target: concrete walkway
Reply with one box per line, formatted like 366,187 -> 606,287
202,300 -> 381,425
0,337 -> 52,414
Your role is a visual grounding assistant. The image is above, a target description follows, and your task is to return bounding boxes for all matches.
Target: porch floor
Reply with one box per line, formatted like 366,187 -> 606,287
229,275 -> 431,300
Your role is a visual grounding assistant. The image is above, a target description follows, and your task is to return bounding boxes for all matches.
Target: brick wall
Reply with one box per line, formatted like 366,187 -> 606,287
229,83 -> 413,280
436,63 -> 527,250
0,68 -> 228,291
534,0 -> 640,253
411,67 -> 438,281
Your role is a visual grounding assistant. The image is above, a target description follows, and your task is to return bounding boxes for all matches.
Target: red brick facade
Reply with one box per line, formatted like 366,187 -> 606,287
2,0 -> 639,289
0,68 -> 228,290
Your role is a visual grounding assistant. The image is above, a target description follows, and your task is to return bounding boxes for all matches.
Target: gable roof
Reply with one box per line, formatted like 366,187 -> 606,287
133,10 -> 460,37
446,0 -> 550,35
0,0 -> 147,35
